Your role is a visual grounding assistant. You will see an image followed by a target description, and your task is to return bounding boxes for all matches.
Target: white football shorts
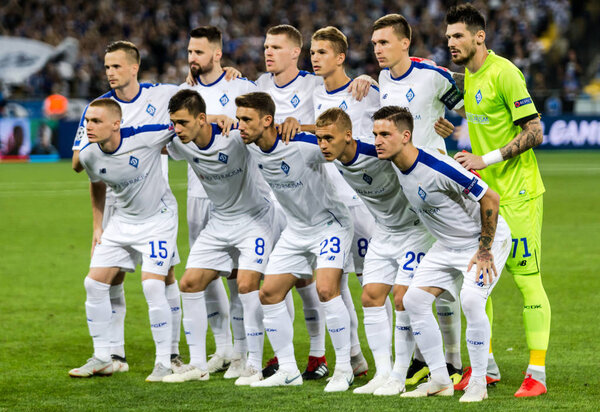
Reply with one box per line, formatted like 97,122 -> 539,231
186,196 -> 214,247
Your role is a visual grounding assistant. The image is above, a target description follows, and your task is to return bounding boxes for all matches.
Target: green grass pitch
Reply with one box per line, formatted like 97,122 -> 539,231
1,151 -> 599,410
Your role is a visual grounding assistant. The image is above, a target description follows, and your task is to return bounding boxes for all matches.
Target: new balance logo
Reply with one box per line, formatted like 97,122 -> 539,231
100,168 -> 107,174
413,331 -> 421,336
327,256 -> 336,261
155,261 -> 164,266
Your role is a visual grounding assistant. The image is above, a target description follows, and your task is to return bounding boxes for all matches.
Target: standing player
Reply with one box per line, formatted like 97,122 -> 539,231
445,4 -> 550,397
374,106 -> 511,402
236,92 -> 355,392
314,108 -> 434,395
162,90 -> 280,384
68,99 -> 179,382
71,41 -> 183,374
310,25 -> 380,375
371,14 -> 466,385
181,26 -> 258,377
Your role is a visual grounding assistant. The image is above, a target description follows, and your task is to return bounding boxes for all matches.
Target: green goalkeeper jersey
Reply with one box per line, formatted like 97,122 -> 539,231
464,51 -> 545,205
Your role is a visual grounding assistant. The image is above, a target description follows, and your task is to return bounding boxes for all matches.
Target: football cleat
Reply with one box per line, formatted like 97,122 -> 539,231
447,363 -> 463,385
514,373 -> 547,397
206,353 -> 231,373
251,368 -> 302,387
374,376 -> 405,396
401,379 -> 454,398
69,357 -> 113,378
460,378 -> 488,402
353,374 -> 388,394
235,365 -> 263,386
111,355 -> 129,373
145,363 -> 173,382
162,365 -> 208,383
324,369 -> 354,392
405,358 -> 429,386
454,366 -> 500,391
224,354 -> 246,379
170,354 -> 187,374
302,356 -> 329,380
261,357 -> 279,378
351,353 -> 368,377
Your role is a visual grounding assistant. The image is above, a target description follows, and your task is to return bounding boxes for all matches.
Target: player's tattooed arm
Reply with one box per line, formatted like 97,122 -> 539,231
452,72 -> 465,93
468,187 -> 500,285
500,116 -> 543,160
90,181 -> 106,257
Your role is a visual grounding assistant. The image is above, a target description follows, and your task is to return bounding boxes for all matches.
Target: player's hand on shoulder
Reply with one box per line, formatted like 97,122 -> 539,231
217,115 -> 238,136
468,247 -> 498,286
434,117 -> 455,138
277,117 -> 301,144
350,75 -> 377,101
223,66 -> 242,81
454,150 -> 486,170
186,70 -> 198,86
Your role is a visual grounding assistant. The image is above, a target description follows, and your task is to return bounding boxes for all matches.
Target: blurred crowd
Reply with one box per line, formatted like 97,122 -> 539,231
1,0 -> 599,112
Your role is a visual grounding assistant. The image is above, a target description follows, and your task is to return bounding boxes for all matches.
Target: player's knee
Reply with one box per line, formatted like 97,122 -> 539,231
361,286 -> 382,307
179,273 -> 202,293
258,287 -> 280,305
237,279 -> 259,295
460,291 -> 485,322
403,287 -> 434,315
316,284 -> 338,302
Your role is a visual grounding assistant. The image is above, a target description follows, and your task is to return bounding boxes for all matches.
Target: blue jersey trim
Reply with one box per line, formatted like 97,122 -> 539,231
370,84 -> 380,92
120,123 -> 171,138
262,135 -> 281,153
343,140 -> 378,166
79,142 -> 92,153
98,137 -> 123,155
415,149 -> 485,197
110,83 -> 153,104
390,61 -> 415,81
195,123 -> 221,150
274,70 -> 313,89
291,132 -> 318,145
198,71 -> 226,87
326,79 -> 353,95
413,61 -> 454,83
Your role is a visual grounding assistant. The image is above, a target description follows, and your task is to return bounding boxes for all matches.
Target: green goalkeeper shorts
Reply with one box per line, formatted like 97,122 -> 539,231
499,195 -> 543,276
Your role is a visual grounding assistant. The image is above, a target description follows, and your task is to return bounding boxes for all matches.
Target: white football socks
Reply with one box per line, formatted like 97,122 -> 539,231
84,277 -> 112,362
238,290 -> 264,370
460,289 -> 490,380
284,289 -> 295,322
393,310 -> 415,381
296,283 -> 325,357
227,278 -> 247,356
363,305 -> 392,376
108,283 -> 126,358
436,295 -> 462,369
403,287 -> 449,383
182,291 -> 208,370
262,301 -> 297,373
165,280 -> 181,356
142,279 -> 171,368
341,273 -> 361,357
205,278 -> 233,357
322,295 -> 352,371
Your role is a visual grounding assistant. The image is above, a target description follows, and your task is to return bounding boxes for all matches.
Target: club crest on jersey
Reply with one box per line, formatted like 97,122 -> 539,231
475,90 -> 483,104
406,88 -> 415,103
146,104 -> 156,116
281,161 -> 290,175
129,156 -> 139,168
339,101 -> 348,111
220,94 -> 229,107
362,173 -> 373,185
418,186 -> 427,200
218,152 -> 229,164
290,94 -> 300,108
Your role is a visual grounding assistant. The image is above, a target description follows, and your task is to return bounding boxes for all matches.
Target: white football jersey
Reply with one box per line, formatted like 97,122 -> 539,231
256,70 -> 322,124
396,148 -> 490,249
73,83 -> 178,200
167,126 -> 271,222
334,139 -> 420,231
314,79 -> 381,206
379,59 -> 463,153
180,74 -> 258,199
314,80 -> 380,141
79,123 -> 175,222
246,132 -> 350,234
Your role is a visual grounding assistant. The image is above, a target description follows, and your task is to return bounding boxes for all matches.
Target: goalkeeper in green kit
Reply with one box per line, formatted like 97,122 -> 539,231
437,3 -> 550,398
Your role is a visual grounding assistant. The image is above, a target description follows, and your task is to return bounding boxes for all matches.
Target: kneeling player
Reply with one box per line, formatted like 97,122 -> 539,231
162,90 -> 282,384
69,99 -> 179,382
374,106 -> 511,402
236,93 -> 355,392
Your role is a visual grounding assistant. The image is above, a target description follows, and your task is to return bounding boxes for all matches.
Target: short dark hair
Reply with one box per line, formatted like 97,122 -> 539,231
372,14 -> 411,41
168,89 -> 206,117
267,25 -> 303,48
105,41 -> 140,64
316,108 -> 352,133
445,4 -> 486,33
373,106 -> 414,134
89,98 -> 122,119
235,92 -> 276,119
190,26 -> 223,47
312,26 -> 348,56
